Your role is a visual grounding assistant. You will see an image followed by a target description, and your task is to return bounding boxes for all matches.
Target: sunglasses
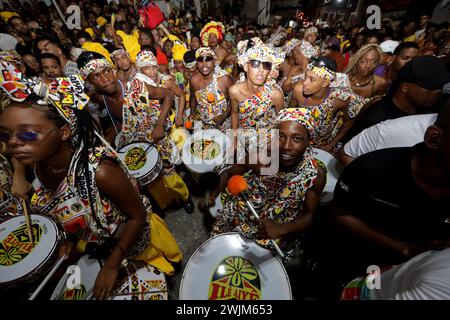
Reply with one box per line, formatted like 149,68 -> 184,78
196,56 -> 214,63
0,128 -> 58,143
249,59 -> 272,71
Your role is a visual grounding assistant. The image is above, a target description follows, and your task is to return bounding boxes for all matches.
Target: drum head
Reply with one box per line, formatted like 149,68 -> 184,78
182,129 -> 231,174
0,215 -> 59,284
312,148 -> 343,205
118,142 -> 159,180
51,255 -> 101,300
179,233 -> 292,300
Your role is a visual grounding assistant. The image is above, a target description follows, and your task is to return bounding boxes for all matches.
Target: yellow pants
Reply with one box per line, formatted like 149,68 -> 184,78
135,213 -> 182,276
146,172 -> 189,210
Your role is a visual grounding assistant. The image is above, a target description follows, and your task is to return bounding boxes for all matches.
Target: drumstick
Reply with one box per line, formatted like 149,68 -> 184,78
135,142 -> 155,164
29,255 -> 66,300
21,199 -> 34,245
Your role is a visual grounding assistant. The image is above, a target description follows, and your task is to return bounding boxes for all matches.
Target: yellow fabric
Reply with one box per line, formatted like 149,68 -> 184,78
134,213 -> 182,276
116,30 -> 141,62
172,43 -> 188,61
81,41 -> 113,64
96,16 -> 107,27
0,11 -> 20,23
146,172 -> 189,209
404,34 -> 416,42
132,28 -> 140,40
170,127 -> 189,151
85,27 -> 94,37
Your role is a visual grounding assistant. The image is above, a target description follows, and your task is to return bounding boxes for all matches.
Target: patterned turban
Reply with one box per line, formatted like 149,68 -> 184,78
79,58 -> 113,79
237,45 -> 284,71
200,21 -> 225,46
275,108 -> 316,137
195,47 -> 216,59
136,50 -> 158,69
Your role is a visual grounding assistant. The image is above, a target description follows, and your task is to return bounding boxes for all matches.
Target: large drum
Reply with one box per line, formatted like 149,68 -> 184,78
0,214 -> 63,285
311,148 -> 343,205
179,233 -> 292,300
182,129 -> 232,183
51,256 -> 168,300
117,142 -> 162,187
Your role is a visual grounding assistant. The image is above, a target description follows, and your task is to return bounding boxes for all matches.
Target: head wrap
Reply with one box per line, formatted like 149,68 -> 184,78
135,50 -> 158,69
304,27 -> 318,39
200,21 -> 225,46
283,39 -> 301,56
79,58 -> 113,79
110,48 -> 129,60
96,16 -> 107,27
172,43 -> 188,61
195,47 -> 216,59
307,62 -> 336,81
0,50 -> 22,65
299,40 -> 317,59
238,46 -> 284,71
0,11 -> 20,23
275,108 -> 316,137
0,60 -> 30,102
161,33 -> 183,44
224,33 -> 235,43
236,37 -> 265,58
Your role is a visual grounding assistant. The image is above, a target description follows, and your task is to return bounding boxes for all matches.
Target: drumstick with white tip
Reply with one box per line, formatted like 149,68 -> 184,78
227,175 -> 285,259
21,199 -> 34,246
29,255 -> 66,300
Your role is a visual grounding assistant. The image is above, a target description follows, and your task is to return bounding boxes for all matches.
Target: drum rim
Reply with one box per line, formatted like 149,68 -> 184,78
179,232 -> 292,300
0,214 -> 61,284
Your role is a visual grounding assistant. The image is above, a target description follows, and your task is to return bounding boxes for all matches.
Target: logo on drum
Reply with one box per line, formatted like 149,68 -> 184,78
58,284 -> 87,300
124,146 -> 147,171
208,256 -> 261,300
0,224 -> 41,266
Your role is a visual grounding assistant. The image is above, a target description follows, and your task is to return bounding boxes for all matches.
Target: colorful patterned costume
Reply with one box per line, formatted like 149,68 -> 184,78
119,74 -> 189,209
0,154 -> 23,222
194,66 -> 231,131
212,147 -> 320,256
30,146 -> 182,275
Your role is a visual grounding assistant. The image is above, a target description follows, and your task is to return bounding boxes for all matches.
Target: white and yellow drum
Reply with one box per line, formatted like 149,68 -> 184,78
311,148 -> 343,205
51,256 -> 168,300
181,129 -> 232,183
0,215 -> 63,285
117,142 -> 162,187
179,232 -> 292,300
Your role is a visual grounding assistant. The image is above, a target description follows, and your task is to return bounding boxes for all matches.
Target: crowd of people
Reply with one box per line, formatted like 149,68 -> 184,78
1,0 -> 450,300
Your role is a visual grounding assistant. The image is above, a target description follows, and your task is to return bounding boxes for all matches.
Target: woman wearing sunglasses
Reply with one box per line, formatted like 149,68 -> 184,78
0,74 -> 182,300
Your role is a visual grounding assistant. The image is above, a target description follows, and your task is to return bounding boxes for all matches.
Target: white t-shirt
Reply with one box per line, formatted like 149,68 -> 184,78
370,249 -> 450,300
0,33 -> 18,51
344,114 -> 437,159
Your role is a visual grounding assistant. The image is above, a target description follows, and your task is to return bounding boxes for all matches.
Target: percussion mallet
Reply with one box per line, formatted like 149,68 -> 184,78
21,199 -> 34,246
29,255 -> 65,300
227,175 -> 285,259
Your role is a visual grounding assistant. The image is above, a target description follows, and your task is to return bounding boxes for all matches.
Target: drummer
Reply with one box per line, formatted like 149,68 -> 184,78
198,108 -> 326,257
189,47 -> 234,131
0,76 -> 182,300
78,51 -> 194,214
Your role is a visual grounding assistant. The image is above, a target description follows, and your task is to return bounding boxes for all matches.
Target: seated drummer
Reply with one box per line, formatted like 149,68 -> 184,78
0,76 -> 182,300
198,108 -> 326,257
326,100 -> 450,284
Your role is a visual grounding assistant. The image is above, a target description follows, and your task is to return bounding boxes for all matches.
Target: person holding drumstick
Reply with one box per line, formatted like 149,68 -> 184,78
78,51 -> 194,214
0,74 -> 182,300
198,108 -> 326,258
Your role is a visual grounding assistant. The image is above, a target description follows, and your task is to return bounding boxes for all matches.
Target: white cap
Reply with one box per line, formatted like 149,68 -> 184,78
380,40 -> 400,54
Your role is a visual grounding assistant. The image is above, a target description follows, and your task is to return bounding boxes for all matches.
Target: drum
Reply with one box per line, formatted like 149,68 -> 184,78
0,214 -> 63,285
311,148 -> 343,205
179,233 -> 292,300
117,142 -> 162,187
182,129 -> 232,183
51,257 -> 168,300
